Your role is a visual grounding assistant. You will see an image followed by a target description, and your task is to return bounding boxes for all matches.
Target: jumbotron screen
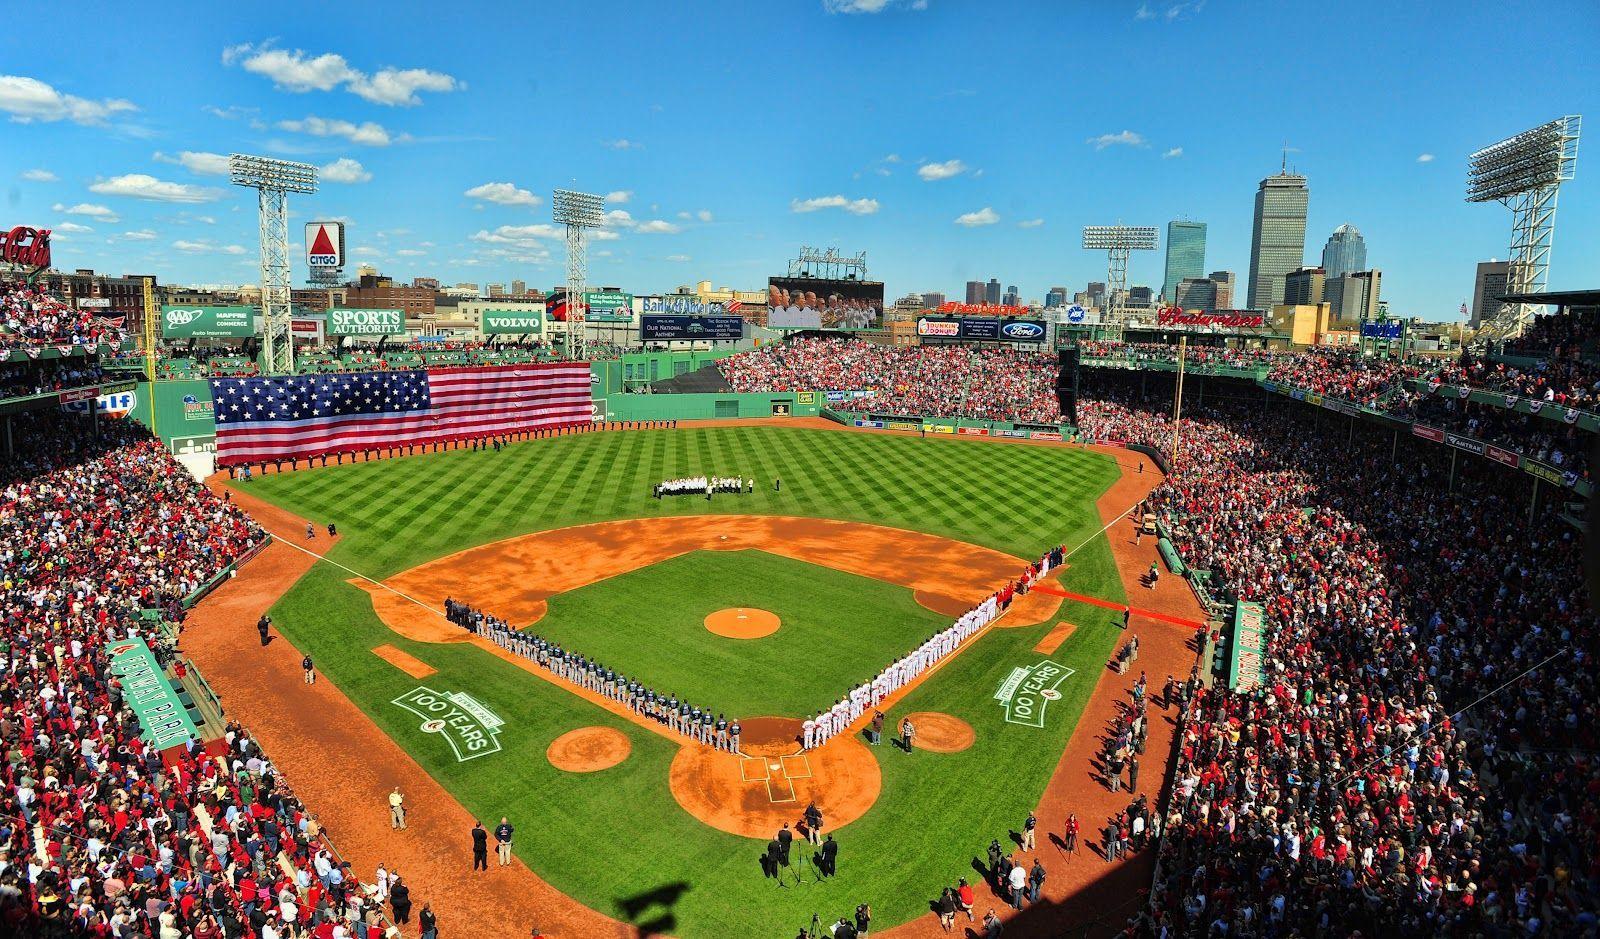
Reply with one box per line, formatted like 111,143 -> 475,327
766,276 -> 884,330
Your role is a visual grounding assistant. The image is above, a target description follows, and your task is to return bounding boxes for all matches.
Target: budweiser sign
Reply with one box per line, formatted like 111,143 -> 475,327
0,226 -> 51,269
1156,308 -> 1266,328
934,301 -> 1032,317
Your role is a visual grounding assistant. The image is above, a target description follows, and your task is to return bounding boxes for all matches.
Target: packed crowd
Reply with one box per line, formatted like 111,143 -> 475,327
1075,374 -> 1600,937
445,599 -> 747,752
1265,347 -> 1429,405
718,337 -> 1062,423
1397,392 -> 1593,481
1078,341 -> 1283,372
0,359 -> 108,400
1,280 -> 127,351
0,411 -> 403,937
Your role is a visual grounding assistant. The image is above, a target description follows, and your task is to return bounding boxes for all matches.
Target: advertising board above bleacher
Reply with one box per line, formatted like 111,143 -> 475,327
640,314 -> 743,341
481,308 -> 543,335
915,315 -> 1048,343
328,308 -> 405,336
160,305 -> 256,339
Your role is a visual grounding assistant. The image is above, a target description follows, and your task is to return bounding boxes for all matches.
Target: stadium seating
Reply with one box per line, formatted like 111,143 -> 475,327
0,411 -> 397,937
0,280 -> 126,351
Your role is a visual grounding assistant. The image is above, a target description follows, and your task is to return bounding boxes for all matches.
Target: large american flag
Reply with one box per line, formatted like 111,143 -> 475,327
210,363 -> 592,465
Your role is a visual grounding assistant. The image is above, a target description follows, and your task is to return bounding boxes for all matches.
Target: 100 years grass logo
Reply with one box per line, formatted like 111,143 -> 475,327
393,687 -> 506,761
994,660 -> 1074,728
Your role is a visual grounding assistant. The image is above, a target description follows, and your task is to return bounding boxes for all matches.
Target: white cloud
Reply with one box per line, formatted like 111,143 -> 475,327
120,229 -> 158,241
174,240 -> 247,255
696,209 -> 713,222
0,75 -> 137,125
354,246 -> 382,257
665,254 -> 692,262
1163,147 -> 1184,159
276,115 -> 400,146
635,219 -> 682,234
347,68 -> 460,106
884,153 -> 902,163
954,207 -> 1000,227
395,248 -> 426,257
1018,218 -> 1044,228
791,195 -> 880,215
604,138 -> 639,150
1135,3 -> 1155,18
470,224 -> 564,246
1088,130 -> 1147,150
21,168 -> 57,182
589,229 -> 622,241
605,190 -> 633,204
602,209 -> 636,229
154,150 -> 232,176
202,104 -> 257,121
917,159 -> 968,181
464,181 -> 540,207
221,43 -> 459,106
55,221 -> 94,233
1417,153 -> 1435,163
824,0 -> 924,12
53,203 -> 120,223
320,157 -> 372,183
89,174 -> 221,204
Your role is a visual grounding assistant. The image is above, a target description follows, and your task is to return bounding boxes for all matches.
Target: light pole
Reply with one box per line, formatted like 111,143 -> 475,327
230,154 -> 318,375
552,189 -> 604,361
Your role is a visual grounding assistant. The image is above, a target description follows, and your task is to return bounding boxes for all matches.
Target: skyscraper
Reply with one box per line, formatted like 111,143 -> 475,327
1045,287 -> 1069,308
1247,169 -> 1309,310
1209,271 -> 1235,309
986,279 -> 1001,305
965,281 -> 985,304
1175,277 -> 1218,311
1320,224 -> 1367,279
1003,285 -> 1020,306
1283,267 -> 1326,306
922,292 -> 947,309
1470,260 -> 1510,326
1162,221 -> 1207,303
1325,270 -> 1382,324
511,279 -> 528,296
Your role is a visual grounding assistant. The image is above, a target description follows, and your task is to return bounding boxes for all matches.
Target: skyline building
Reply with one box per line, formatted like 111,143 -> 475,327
1324,269 -> 1383,323
1045,286 -> 1069,308
1003,285 -> 1020,306
1470,260 -> 1510,327
1209,271 -> 1236,308
986,278 -> 1001,305
1284,266 -> 1327,306
1320,224 -> 1367,279
922,291 -> 947,309
965,281 -> 985,304
1162,220 -> 1207,303
1247,168 -> 1309,310
1175,277 -> 1218,311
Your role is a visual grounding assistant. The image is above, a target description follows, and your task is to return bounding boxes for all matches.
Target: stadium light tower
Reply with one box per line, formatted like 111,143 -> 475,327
1082,225 -> 1158,323
552,189 -> 604,361
1467,115 -> 1581,340
230,154 -> 317,375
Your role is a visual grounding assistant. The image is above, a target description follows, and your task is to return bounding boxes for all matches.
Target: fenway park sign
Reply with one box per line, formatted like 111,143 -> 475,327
1156,308 -> 1265,328
0,226 -> 51,269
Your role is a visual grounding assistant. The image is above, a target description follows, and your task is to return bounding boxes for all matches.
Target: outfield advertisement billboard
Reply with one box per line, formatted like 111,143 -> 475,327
160,305 -> 256,339
916,315 -> 1048,343
767,276 -> 884,330
328,308 -> 405,336
640,314 -> 744,341
583,291 -> 634,322
481,309 -> 543,335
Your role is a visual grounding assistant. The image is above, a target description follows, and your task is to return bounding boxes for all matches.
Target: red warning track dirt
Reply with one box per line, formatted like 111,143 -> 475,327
547,726 -> 632,773
182,480 -> 637,939
704,607 -> 781,639
905,711 -> 976,753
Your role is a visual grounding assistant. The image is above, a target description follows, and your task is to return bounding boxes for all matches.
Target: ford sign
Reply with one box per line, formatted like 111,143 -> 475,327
1001,321 -> 1045,341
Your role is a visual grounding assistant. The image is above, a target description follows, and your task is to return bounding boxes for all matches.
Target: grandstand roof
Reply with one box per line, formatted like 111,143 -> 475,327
1498,289 -> 1600,308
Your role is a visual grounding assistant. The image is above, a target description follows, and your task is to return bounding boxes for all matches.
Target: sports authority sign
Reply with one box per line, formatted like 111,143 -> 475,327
305,221 -> 345,283
392,686 -> 505,762
328,308 -> 405,336
994,659 -> 1075,727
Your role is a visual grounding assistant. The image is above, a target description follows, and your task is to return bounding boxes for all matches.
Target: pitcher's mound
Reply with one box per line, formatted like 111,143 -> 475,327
705,607 -> 780,639
547,727 -> 631,772
905,712 -> 976,753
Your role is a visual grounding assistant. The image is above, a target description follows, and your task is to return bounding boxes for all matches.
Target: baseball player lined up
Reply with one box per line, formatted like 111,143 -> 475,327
800,546 -> 1064,751
445,599 -> 743,753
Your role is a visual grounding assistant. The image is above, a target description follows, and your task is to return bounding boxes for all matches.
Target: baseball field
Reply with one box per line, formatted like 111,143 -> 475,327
235,422 -> 1133,937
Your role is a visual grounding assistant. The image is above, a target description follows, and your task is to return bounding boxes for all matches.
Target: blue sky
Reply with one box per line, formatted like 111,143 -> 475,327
3,0 -> 1596,317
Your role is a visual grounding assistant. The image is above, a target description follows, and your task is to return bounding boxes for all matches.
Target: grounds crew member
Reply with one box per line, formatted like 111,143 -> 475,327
495,817 -> 515,866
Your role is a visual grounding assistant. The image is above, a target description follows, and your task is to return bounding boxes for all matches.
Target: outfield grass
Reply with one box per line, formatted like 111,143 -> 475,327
533,549 -> 952,718
241,425 -> 1129,937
